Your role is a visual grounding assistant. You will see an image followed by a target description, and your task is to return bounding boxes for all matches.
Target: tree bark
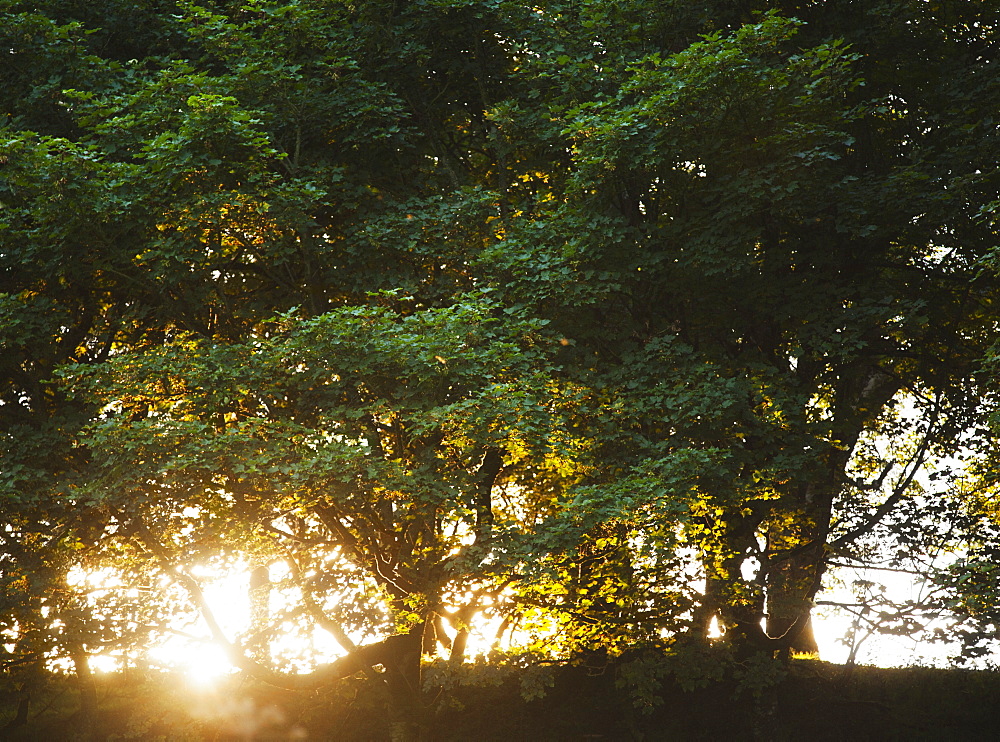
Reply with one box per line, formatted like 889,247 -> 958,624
248,564 -> 272,663
70,645 -> 98,741
765,515 -> 824,657
3,688 -> 31,732
381,625 -> 426,742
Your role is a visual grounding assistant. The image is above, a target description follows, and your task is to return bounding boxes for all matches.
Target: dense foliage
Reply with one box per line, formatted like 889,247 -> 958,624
3,0 -> 1000,738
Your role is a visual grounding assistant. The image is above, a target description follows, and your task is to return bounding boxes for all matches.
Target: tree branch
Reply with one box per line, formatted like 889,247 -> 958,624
474,447 -> 503,545
831,422 -> 935,550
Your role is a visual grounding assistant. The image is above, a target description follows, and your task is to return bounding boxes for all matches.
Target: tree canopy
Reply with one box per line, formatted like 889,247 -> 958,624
3,0 -> 1000,738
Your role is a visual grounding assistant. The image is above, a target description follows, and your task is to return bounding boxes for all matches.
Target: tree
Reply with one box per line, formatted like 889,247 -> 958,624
3,1 -> 567,738
490,1 -> 1000,659
0,123 -> 172,738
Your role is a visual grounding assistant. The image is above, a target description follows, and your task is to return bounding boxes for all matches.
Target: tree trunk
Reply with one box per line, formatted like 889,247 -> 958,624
3,689 -> 31,732
248,564 -> 272,663
699,505 -> 768,655
2,647 -> 42,734
764,503 -> 827,657
382,625 -> 426,742
761,362 -> 899,656
70,645 -> 98,741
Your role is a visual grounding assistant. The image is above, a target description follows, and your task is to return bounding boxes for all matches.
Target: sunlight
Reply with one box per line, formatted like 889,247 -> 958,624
191,565 -> 253,637
68,557 -> 965,681
67,565 -> 120,589
707,616 -> 724,640
150,639 -> 234,686
89,654 -> 120,674
143,561 -> 349,680
432,608 -> 508,661
136,568 -> 250,685
813,568 -> 957,668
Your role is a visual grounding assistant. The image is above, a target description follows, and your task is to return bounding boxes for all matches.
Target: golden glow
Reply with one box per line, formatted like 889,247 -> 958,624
59,558 -> 954,684
151,641 -> 233,686
707,616 -> 724,640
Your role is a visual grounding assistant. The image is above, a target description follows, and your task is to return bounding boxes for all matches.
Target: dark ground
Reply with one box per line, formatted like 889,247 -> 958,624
3,657 -> 999,740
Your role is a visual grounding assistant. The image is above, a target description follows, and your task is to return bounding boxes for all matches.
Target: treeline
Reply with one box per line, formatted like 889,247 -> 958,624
2,1 -> 1000,739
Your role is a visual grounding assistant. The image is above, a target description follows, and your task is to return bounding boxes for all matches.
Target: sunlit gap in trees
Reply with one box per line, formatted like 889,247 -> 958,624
56,559 -> 347,684
810,389 -> 994,668
16,388 -> 990,684
52,554 -> 513,689
816,563 -> 959,668
665,381 -> 991,670
664,548 -> 893,662
687,562 -> 963,667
